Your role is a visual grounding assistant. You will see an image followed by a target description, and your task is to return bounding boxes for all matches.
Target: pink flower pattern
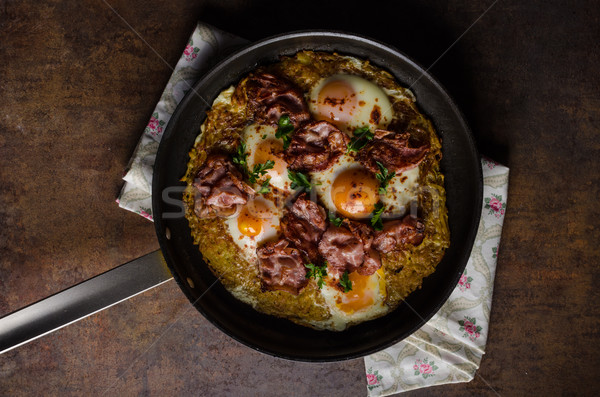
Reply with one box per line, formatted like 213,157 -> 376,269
366,367 -> 383,390
483,156 -> 498,169
413,357 -> 438,379
488,197 -> 502,211
458,270 -> 473,292
145,112 -> 165,137
459,316 -> 483,341
485,193 -> 506,218
183,39 -> 200,61
139,207 -> 153,221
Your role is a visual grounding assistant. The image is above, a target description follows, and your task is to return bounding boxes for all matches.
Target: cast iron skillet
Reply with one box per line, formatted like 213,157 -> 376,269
152,31 -> 482,362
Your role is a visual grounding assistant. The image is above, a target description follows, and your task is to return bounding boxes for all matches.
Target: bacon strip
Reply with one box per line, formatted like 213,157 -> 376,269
318,220 -> 382,277
192,154 -> 254,218
345,220 -> 382,276
257,239 -> 308,295
373,215 -> 425,253
245,72 -> 311,126
358,128 -> 430,174
281,193 -> 327,262
285,121 -> 349,171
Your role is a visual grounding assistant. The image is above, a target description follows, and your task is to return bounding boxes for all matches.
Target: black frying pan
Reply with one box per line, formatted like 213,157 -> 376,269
152,31 -> 482,362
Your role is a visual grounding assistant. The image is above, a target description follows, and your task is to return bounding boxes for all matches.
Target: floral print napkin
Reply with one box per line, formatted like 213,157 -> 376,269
116,22 -> 509,396
116,22 -> 249,219
364,158 -> 509,395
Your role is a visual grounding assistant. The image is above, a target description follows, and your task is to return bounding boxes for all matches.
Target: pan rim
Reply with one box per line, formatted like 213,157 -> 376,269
152,29 -> 483,362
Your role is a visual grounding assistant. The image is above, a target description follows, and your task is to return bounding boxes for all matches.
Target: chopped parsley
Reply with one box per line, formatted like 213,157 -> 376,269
370,202 -> 385,231
347,126 -> 374,153
305,262 -> 328,289
276,114 -> 295,149
248,160 -> 275,185
339,271 -> 352,292
288,170 -> 313,190
261,134 -> 267,139
232,141 -> 249,174
328,212 -> 344,227
375,161 -> 396,194
256,178 -> 271,194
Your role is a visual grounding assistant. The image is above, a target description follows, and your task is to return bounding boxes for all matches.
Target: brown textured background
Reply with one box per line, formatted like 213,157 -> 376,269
1,0 -> 599,395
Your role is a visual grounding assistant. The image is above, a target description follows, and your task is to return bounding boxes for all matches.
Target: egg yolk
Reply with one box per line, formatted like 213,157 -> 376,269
254,138 -> 287,180
237,200 -> 272,237
316,79 -> 358,126
331,168 -> 379,218
336,271 -> 377,313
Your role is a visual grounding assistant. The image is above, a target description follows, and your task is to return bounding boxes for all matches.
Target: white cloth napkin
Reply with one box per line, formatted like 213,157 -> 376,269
116,23 -> 509,395
364,159 -> 508,395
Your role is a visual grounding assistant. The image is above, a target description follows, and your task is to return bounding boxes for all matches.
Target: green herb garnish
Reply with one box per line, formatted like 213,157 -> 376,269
248,160 -> 275,185
339,271 -> 352,292
276,114 -> 295,149
370,202 -> 385,231
375,161 -> 396,194
288,170 -> 313,190
305,262 -> 328,289
328,212 -> 344,227
256,178 -> 271,194
261,134 -> 267,139
232,141 -> 249,174
347,126 -> 374,153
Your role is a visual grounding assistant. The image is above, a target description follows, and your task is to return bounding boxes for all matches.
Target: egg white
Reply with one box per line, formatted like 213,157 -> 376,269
379,166 -> 421,218
309,74 -> 393,135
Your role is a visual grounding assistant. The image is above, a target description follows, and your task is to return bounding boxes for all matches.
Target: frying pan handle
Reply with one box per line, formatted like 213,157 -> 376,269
0,250 -> 173,354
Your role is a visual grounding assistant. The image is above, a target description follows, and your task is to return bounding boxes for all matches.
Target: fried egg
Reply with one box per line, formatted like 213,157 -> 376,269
309,74 -> 393,135
318,268 -> 388,330
243,124 -> 291,192
224,196 -> 282,259
311,153 -> 420,220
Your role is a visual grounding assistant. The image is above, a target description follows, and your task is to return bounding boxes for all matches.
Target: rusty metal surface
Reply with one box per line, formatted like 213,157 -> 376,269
1,0 -> 599,395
